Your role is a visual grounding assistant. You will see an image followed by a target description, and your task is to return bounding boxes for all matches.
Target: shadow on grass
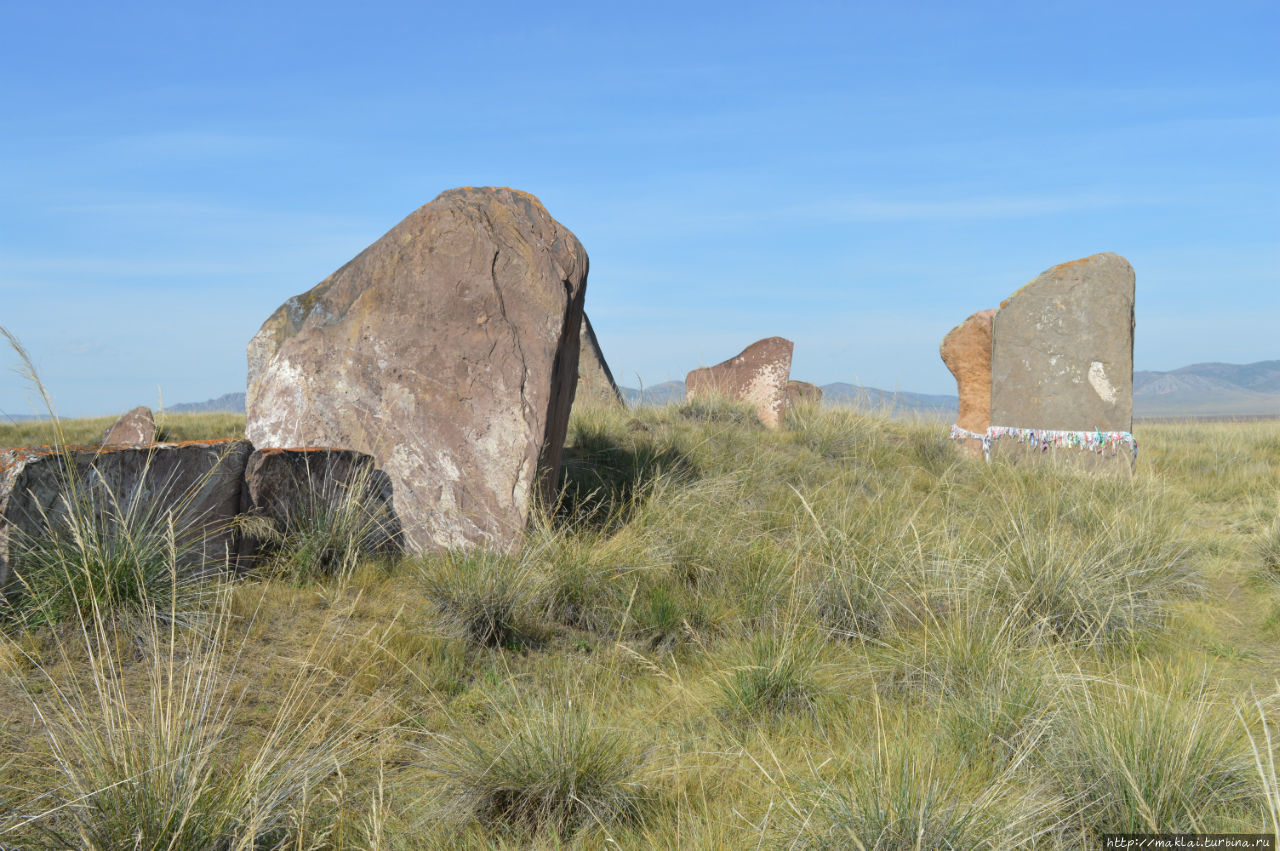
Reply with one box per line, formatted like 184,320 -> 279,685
556,426 -> 698,528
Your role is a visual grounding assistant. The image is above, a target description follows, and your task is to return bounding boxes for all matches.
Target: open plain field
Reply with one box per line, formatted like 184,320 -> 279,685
2,402 -> 1280,847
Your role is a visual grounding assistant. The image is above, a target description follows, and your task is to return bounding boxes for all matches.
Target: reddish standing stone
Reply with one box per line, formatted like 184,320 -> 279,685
940,309 -> 996,458
101,406 -> 157,446
784,380 -> 824,409
685,337 -> 794,429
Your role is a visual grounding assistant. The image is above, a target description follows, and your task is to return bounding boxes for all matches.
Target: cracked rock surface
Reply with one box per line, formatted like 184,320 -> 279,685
246,187 -> 587,553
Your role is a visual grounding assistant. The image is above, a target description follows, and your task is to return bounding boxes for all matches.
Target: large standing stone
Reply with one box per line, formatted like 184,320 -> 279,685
101,406 -> 157,446
239,448 -> 402,566
246,187 -> 587,553
685,337 -> 794,429
940,309 -> 996,458
989,252 -> 1135,468
0,440 -> 251,599
574,313 -> 624,408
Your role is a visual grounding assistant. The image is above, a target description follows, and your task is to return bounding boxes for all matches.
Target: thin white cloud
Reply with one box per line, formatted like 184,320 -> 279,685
580,189 -> 1184,237
780,192 -> 1181,223
101,131 -> 287,159
66,340 -> 116,357
0,256 -> 247,278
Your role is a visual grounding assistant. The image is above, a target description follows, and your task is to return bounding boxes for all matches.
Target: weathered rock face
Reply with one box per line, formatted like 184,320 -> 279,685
101,406 -> 157,446
0,440 -> 252,598
246,187 -> 588,553
940,309 -> 996,457
239,448 -> 402,565
989,252 -> 1135,468
685,337 -> 794,429
574,313 -> 624,407
784,380 -> 823,409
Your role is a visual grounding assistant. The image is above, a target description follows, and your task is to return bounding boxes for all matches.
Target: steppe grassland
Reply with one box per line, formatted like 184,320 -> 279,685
0,410 -> 245,448
1,402 -> 1279,847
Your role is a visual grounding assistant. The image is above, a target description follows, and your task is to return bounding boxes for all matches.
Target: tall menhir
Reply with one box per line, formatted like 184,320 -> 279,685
246,187 -> 587,553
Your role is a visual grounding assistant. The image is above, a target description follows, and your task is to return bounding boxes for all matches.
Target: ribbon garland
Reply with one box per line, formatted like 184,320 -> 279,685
949,424 -> 1137,462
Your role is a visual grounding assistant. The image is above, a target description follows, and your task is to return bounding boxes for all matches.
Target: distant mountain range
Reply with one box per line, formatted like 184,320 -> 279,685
619,381 -> 686,406
166,392 -> 247,414
163,382 -> 960,419
621,361 -> 1280,419
23,359 -> 1280,423
1133,360 -> 1280,417
620,381 -> 958,418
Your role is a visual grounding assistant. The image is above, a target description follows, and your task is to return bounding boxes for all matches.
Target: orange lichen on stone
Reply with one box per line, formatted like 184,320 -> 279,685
0,439 -> 245,473
155,439 -> 243,449
940,309 -> 996,456
1046,256 -> 1093,276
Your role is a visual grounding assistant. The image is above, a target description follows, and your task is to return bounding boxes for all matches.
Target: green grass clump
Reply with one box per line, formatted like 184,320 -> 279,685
419,548 -> 547,648
875,608 -> 1058,764
788,713 -> 1060,849
676,395 -> 763,428
1255,496 -> 1280,578
973,469 -> 1198,647
1050,665 -> 1260,834
7,477 -> 206,629
556,404 -> 697,527
715,629 -> 831,722
1242,684 -> 1280,840
1,331 -> 238,629
799,489 -> 931,643
240,453 -> 400,584
3,592 -> 376,849
427,696 -> 650,838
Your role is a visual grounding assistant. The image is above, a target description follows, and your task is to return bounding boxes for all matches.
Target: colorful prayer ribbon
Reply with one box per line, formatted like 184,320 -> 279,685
949,424 -> 1137,462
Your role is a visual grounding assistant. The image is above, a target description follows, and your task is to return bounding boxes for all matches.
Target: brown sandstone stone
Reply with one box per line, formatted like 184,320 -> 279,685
784,380 -> 823,409
0,440 -> 251,599
101,406 -> 157,446
989,252 -> 1135,470
685,337 -> 794,429
246,187 -> 587,553
940,309 -> 996,458
574,313 -> 624,407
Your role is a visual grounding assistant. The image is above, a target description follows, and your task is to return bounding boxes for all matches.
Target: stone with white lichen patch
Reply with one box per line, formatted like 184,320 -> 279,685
100,406 -> 157,446
988,252 -> 1135,470
685,337 -> 794,429
245,187 -> 587,554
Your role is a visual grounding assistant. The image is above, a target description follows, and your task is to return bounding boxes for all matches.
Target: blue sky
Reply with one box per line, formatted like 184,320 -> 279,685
2,1 -> 1276,417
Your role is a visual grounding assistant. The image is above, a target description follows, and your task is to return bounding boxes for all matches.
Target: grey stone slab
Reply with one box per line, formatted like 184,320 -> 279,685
0,440 -> 252,599
989,252 -> 1135,470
